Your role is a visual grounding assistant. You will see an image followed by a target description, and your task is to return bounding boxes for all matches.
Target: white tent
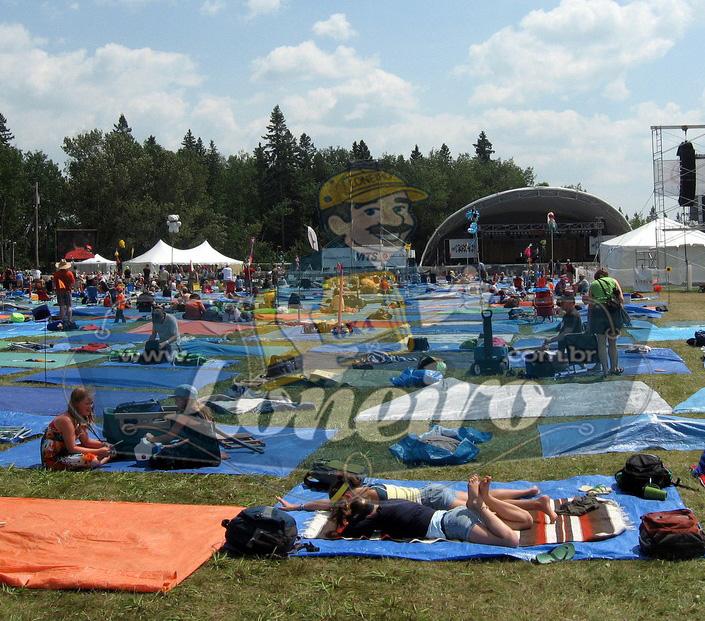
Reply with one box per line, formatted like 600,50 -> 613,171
126,239 -> 243,271
186,241 -> 243,270
73,253 -> 117,272
600,217 -> 705,288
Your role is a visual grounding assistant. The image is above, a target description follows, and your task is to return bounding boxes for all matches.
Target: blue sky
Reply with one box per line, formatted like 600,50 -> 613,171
2,0 -> 704,217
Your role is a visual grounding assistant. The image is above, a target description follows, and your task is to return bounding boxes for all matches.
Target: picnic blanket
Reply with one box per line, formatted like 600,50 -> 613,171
0,497 -> 242,592
280,475 -> 679,561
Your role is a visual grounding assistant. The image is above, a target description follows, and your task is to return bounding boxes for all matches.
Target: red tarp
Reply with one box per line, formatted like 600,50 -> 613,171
129,320 -> 238,337
0,497 -> 243,592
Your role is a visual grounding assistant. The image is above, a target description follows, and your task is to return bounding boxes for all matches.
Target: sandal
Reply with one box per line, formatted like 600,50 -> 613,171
534,543 -> 575,564
610,367 -> 624,375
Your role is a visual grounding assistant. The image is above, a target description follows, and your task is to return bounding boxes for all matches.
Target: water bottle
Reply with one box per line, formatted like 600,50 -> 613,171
643,484 -> 667,501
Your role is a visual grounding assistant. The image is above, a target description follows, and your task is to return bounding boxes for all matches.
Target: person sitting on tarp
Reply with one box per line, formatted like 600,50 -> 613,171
183,293 -> 206,320
144,384 -> 221,469
331,475 -> 539,547
146,306 -> 180,361
542,296 -> 587,359
40,387 -> 113,471
278,474 -> 553,518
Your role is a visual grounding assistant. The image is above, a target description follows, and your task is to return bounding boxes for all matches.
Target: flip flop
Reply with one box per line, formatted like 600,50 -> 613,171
578,484 -> 612,495
534,543 -> 575,564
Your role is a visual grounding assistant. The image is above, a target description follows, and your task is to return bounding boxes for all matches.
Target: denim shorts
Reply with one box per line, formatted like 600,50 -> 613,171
441,506 -> 482,541
420,483 -> 457,510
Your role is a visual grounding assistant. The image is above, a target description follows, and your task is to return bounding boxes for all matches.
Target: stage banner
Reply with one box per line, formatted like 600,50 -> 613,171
321,246 -> 406,270
448,238 -> 478,259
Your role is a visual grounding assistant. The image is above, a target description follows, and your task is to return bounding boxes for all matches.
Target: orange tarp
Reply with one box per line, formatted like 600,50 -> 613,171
0,497 -> 243,592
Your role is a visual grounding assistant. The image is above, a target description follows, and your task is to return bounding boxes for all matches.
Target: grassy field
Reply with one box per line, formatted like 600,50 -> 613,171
2,291 -> 705,620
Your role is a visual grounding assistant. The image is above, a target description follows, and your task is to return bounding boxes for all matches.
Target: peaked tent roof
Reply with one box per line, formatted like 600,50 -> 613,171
126,240 -> 190,266
75,253 -> 116,265
126,239 -> 243,266
186,241 -> 243,266
601,217 -> 705,248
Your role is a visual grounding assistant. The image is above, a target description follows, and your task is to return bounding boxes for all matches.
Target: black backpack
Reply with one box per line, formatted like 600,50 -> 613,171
222,506 -> 299,558
615,454 -> 673,497
686,330 -> 705,347
302,459 -> 368,491
639,509 -> 705,560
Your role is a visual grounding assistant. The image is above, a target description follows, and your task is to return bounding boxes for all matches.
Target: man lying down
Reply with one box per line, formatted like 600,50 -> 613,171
279,475 -> 557,547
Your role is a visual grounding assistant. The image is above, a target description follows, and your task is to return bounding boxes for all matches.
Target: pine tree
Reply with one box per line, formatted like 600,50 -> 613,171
410,144 -> 423,161
112,114 -> 132,135
0,113 -> 15,146
297,133 -> 316,169
473,131 -> 494,162
438,143 -> 451,164
357,139 -> 372,161
195,137 -> 206,158
181,129 -> 197,152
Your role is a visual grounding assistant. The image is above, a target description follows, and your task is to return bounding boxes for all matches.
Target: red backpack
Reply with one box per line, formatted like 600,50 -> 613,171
639,509 -> 705,560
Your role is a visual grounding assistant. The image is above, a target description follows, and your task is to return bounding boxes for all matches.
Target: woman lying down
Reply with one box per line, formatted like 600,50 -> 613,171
278,475 -> 557,547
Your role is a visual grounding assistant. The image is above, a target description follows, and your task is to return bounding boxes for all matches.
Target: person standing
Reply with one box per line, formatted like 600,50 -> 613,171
53,259 -> 76,323
113,283 -> 128,323
586,268 -> 627,377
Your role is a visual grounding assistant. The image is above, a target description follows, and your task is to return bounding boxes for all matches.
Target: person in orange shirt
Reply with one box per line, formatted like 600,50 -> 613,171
113,283 -> 128,323
53,259 -> 76,323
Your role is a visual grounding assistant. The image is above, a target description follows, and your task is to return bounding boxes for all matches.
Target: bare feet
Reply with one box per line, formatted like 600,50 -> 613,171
466,475 -> 484,511
537,496 -> 557,523
479,475 -> 492,501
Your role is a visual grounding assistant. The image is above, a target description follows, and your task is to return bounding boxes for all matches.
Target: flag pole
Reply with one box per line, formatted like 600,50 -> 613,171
34,182 -> 40,268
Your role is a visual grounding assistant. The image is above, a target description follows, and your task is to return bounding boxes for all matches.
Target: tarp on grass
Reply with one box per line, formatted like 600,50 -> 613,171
355,378 -> 672,422
540,413 -> 705,457
0,497 -> 242,592
674,387 -> 705,414
16,365 -> 237,391
629,325 -> 705,342
129,320 -> 238,337
0,424 -> 338,477
281,475 -> 684,561
0,386 -> 171,416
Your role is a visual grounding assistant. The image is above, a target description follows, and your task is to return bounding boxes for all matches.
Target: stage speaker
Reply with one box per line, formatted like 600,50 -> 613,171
31,304 -> 51,321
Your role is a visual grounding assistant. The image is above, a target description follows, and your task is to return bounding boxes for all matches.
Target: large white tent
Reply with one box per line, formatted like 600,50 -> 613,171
600,217 -> 705,288
73,253 -> 117,272
125,240 -> 243,271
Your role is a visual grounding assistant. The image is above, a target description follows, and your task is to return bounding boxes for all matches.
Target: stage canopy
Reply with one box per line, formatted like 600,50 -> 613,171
600,217 -> 705,288
126,240 -> 243,270
421,187 -> 630,266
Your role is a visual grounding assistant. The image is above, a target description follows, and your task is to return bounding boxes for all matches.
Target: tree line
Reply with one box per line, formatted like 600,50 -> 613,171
1,107 -> 641,269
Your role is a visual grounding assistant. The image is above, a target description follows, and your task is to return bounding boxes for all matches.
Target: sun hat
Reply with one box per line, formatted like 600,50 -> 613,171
55,259 -> 72,270
174,384 -> 198,400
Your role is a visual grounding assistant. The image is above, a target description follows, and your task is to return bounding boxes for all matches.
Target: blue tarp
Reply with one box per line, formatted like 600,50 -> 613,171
617,347 -> 690,375
629,325 -> 705,342
540,414 -> 705,457
17,365 -> 237,390
389,425 -> 492,465
674,388 -> 705,414
0,386 -> 171,416
282,475 -> 684,561
0,411 -> 50,441
0,424 -> 337,477
180,339 -> 292,358
0,367 -> 24,376
412,322 -> 519,335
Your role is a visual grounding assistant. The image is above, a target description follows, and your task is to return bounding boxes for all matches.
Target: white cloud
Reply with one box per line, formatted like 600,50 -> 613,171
69,2 -> 80,10
246,0 -> 281,17
458,0 -> 694,106
0,22 -> 252,156
603,77 -> 630,101
200,0 -> 225,16
312,13 -> 356,41
251,40 -> 415,123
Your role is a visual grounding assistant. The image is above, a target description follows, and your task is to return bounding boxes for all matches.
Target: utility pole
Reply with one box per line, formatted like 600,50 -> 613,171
34,182 -> 40,268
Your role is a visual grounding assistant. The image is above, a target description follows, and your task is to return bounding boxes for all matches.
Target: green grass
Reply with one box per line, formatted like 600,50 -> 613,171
2,292 -> 705,620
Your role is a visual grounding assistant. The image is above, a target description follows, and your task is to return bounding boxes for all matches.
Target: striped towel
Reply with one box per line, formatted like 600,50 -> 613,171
518,497 -> 628,547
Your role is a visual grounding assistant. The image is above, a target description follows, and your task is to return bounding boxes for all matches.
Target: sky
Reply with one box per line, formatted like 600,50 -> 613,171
2,0 -> 705,218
